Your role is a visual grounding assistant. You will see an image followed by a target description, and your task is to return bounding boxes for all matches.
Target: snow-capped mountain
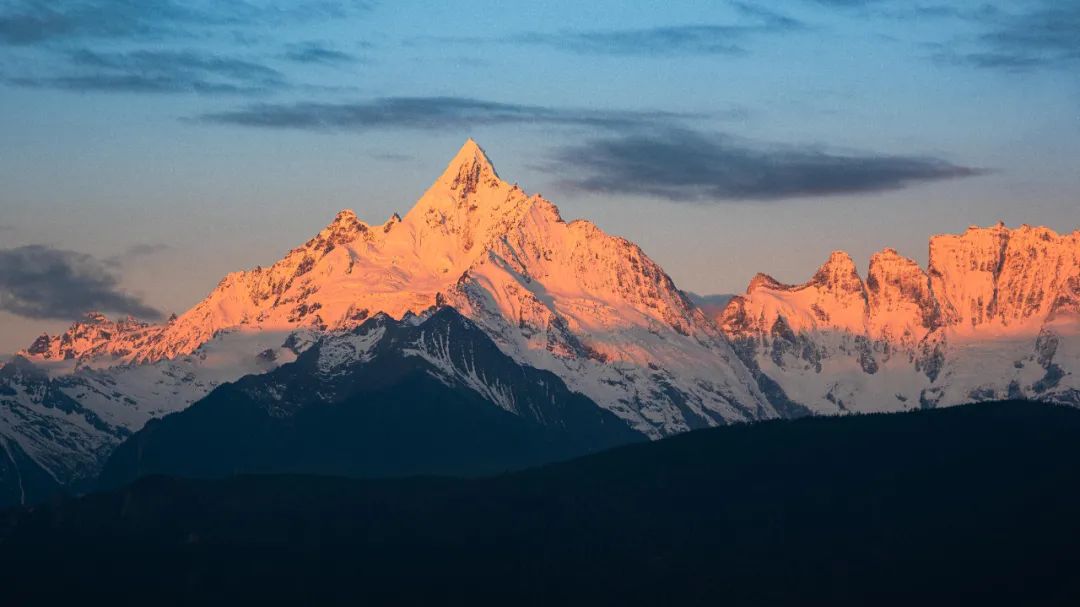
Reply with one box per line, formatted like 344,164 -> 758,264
718,223 -> 1080,413
2,139 -> 1078,507
21,140 -> 771,431
1,140 -> 772,505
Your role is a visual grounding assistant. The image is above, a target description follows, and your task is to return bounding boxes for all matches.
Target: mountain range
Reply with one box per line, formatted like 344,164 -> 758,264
1,139 -> 1077,506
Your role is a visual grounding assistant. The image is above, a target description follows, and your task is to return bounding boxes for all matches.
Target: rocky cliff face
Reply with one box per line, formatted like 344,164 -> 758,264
24,313 -> 162,363
930,223 -> 1080,329
866,248 -> 940,346
718,224 -> 1080,413
444,194 -> 771,436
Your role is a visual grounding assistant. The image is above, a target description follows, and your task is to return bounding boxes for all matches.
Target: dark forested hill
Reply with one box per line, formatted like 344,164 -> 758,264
3,400 -> 1080,605
97,308 -> 644,489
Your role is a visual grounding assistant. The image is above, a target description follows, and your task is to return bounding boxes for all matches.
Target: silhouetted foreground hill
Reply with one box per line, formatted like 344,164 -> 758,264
3,400 -> 1080,605
97,308 -> 644,491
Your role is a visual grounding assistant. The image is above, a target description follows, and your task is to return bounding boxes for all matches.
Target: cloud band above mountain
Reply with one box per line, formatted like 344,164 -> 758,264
9,48 -> 287,94
547,128 -> 987,202
198,96 -> 696,130
413,3 -> 803,57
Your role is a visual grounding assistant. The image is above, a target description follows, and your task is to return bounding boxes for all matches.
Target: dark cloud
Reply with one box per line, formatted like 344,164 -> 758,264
0,0 -> 372,46
806,0 -> 964,12
0,0 -> 205,46
9,48 -> 286,94
729,1 -> 806,29
419,4 -> 801,57
0,245 -> 161,321
806,0 -> 883,6
547,128 -> 986,202
806,1 -> 1004,25
0,2 -> 370,95
282,42 -> 360,65
512,24 -> 776,57
199,96 -> 697,131
961,3 -> 1080,70
812,0 -> 1079,71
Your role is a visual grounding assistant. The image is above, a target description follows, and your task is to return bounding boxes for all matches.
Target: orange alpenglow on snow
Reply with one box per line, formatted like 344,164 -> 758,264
22,140 -> 771,438
719,223 -> 1080,413
6,140 -> 1080,496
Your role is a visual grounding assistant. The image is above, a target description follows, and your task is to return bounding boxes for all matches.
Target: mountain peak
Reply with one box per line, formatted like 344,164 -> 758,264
747,273 -> 785,293
331,209 -> 358,224
811,250 -> 858,278
399,139 -> 531,270
310,208 -> 368,247
438,138 -> 500,193
824,250 -> 857,268
809,251 -> 865,295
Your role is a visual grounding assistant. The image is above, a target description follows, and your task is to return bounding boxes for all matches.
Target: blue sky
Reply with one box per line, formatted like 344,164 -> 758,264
1,0 -> 1079,352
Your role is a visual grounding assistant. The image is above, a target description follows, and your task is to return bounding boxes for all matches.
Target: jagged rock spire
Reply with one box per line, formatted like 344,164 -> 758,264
437,138 -> 500,190
809,251 -> 863,292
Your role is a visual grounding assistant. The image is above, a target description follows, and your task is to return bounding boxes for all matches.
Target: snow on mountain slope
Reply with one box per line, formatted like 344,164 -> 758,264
4,139 -> 773,501
1,327 -> 311,503
718,224 -> 1080,414
20,140 -> 538,365
445,195 -> 772,436
20,139 -> 774,437
7,140 -> 1077,504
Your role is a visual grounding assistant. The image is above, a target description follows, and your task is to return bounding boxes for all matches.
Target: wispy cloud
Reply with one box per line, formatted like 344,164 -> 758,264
198,96 -> 699,131
507,24 -> 771,57
812,0 -> 1080,71
417,4 -> 802,57
804,0 -> 962,13
0,245 -> 161,320
104,243 -> 171,267
957,2 -> 1080,70
547,128 -> 987,202
0,1 -> 370,96
0,0 -> 208,46
0,0 -> 373,46
281,41 -> 361,65
9,48 -> 287,94
805,0 -> 883,7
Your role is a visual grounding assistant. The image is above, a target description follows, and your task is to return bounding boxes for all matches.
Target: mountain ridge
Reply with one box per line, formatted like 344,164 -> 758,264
718,222 -> 1080,413
21,139 -> 773,437
2,139 -> 1078,506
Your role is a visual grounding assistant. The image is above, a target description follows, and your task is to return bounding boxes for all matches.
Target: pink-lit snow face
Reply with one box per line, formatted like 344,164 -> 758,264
24,140 -> 717,364
4,139 -> 1080,498
15,140 -> 1080,437
717,222 -> 1080,415
18,141 -> 772,437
